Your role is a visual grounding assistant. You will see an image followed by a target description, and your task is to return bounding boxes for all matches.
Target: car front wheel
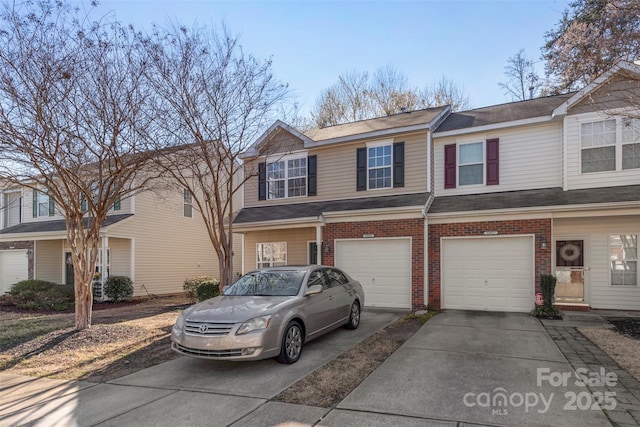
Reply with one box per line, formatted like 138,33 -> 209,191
345,301 -> 360,330
276,321 -> 303,364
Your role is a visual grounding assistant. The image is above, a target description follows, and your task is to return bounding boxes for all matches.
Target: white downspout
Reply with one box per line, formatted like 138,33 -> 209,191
316,219 -> 323,265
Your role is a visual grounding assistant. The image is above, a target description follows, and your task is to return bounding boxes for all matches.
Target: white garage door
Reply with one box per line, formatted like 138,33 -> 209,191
0,250 -> 29,294
335,238 -> 411,309
442,236 -> 534,312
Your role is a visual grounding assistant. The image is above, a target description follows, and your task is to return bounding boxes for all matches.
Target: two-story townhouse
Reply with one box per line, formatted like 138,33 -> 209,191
0,183 -> 242,297
428,61 -> 640,312
234,107 -> 450,309
234,61 -> 640,313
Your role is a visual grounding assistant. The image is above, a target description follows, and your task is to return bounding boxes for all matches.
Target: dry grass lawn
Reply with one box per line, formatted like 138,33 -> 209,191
0,295 -> 188,382
578,326 -> 640,382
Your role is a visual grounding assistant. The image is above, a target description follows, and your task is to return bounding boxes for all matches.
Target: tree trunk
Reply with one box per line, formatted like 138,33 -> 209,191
74,273 -> 93,330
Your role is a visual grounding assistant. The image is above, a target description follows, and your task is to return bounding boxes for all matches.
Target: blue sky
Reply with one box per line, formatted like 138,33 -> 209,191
88,0 -> 571,115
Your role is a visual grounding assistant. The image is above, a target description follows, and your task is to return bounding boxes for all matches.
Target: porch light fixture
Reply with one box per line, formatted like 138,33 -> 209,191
324,241 -> 331,253
540,236 -> 547,249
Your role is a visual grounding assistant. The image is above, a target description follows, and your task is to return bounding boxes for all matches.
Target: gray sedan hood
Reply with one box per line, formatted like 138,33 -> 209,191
184,295 -> 294,323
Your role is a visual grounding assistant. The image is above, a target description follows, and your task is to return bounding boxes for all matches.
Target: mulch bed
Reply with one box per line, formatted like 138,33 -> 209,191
608,318 -> 640,340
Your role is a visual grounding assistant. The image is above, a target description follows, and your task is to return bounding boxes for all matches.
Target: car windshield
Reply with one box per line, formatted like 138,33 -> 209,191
223,271 -> 306,297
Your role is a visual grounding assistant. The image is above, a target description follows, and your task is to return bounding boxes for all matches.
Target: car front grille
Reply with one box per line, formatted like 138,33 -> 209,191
184,320 -> 235,336
173,343 -> 243,358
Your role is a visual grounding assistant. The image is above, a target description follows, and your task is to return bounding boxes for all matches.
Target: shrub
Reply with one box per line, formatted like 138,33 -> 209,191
184,276 -> 220,302
0,279 -> 73,311
104,276 -> 134,303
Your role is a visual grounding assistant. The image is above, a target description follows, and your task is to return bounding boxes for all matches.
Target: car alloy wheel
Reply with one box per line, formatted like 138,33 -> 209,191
346,301 -> 360,330
277,321 -> 303,364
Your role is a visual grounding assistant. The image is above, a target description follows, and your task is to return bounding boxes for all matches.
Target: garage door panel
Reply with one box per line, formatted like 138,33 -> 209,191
0,250 -> 29,294
442,237 -> 534,313
335,238 -> 411,309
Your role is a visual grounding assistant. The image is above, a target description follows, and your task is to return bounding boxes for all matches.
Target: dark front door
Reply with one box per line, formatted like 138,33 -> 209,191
65,252 -> 74,286
309,242 -> 318,265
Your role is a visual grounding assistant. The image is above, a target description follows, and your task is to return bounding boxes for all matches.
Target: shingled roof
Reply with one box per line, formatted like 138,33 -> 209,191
435,93 -> 575,133
234,193 -> 429,224
0,214 -> 133,235
304,106 -> 449,142
428,185 -> 640,214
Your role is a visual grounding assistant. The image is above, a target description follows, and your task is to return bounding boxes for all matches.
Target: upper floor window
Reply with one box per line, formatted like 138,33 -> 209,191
183,189 -> 193,218
33,190 -> 54,218
356,141 -> 404,191
368,144 -> 392,189
580,117 -> 640,174
610,234 -> 637,286
267,157 -> 307,199
458,142 -> 484,186
581,119 -> 616,173
622,118 -> 640,170
444,139 -> 498,189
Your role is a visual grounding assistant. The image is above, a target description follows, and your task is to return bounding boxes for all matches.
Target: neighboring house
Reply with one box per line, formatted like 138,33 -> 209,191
233,61 -> 640,312
0,182 -> 242,298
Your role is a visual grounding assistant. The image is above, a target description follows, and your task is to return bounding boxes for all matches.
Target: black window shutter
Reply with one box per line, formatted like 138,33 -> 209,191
113,195 -> 121,210
48,197 -> 55,216
258,162 -> 266,200
444,144 -> 456,189
32,190 -> 37,218
307,155 -> 317,196
393,142 -> 405,188
356,148 -> 367,191
486,138 -> 499,186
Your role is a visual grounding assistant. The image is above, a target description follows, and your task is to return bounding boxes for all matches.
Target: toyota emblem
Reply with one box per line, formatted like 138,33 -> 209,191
199,324 -> 208,333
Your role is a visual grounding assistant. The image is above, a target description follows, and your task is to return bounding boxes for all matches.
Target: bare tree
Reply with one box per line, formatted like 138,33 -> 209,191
499,49 -> 543,101
0,1 -> 157,329
143,24 -> 289,288
370,65 -> 420,116
312,70 -> 371,127
543,0 -> 640,93
419,76 -> 471,112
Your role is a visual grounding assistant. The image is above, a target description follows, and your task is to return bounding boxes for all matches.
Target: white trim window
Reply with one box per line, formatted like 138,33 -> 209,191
610,234 -> 637,286
458,142 -> 484,186
367,143 -> 392,189
622,118 -> 640,170
581,119 -> 616,173
183,189 -> 193,218
267,157 -> 307,199
256,242 -> 287,268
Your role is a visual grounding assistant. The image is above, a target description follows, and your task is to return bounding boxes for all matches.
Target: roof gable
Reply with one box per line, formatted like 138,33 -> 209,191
553,61 -> 640,116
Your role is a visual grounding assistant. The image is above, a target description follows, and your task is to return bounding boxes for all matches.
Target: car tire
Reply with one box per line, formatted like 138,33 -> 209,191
276,321 -> 303,364
345,301 -> 361,330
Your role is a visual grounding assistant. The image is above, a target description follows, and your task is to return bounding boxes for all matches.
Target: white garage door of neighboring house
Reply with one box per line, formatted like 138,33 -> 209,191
335,238 -> 412,309
0,250 -> 29,294
442,236 -> 534,312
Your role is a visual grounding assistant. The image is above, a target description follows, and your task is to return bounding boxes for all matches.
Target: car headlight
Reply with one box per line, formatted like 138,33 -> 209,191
174,312 -> 185,331
236,315 -> 272,335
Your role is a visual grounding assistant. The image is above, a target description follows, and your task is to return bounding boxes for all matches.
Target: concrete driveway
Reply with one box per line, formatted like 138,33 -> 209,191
0,310 -> 401,427
334,310 -> 612,426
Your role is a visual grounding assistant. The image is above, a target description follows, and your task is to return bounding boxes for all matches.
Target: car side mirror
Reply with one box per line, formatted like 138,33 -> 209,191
304,284 -> 323,296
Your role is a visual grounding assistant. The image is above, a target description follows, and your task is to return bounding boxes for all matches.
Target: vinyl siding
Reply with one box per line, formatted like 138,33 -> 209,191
569,75 -> 640,115
108,189 -> 237,296
564,111 -> 640,189
3,192 -> 21,228
434,122 -> 563,195
244,131 -> 429,207
35,240 -> 63,283
242,228 -> 316,272
554,215 -> 640,310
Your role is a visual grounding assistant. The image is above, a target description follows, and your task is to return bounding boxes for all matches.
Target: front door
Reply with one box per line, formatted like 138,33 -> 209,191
555,240 -> 585,302
65,252 -> 74,286
309,242 -> 318,265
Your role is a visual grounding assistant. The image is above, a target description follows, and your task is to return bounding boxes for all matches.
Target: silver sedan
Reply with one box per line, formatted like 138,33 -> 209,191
171,265 -> 365,364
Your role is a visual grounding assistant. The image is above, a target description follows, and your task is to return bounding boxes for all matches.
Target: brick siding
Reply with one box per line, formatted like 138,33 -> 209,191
428,219 -> 552,310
